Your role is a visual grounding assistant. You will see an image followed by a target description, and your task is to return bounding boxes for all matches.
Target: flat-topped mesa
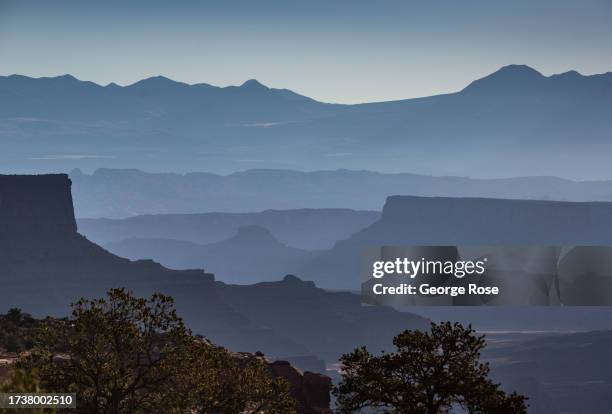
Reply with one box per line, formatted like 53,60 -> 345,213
0,174 -> 215,316
0,174 -> 77,235
0,174 -> 84,261
380,195 -> 612,245
299,195 -> 612,290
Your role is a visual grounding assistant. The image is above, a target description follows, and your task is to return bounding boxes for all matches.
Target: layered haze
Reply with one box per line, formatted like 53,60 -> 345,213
2,65 -> 612,179
3,2 -> 612,412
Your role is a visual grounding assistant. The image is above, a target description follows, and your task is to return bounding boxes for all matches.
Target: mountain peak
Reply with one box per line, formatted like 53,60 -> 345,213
552,70 -> 583,80
128,75 -> 184,89
240,79 -> 267,90
218,225 -> 286,250
478,65 -> 545,84
146,75 -> 174,82
495,64 -> 543,77
235,225 -> 276,239
282,275 -> 317,288
55,74 -> 79,82
461,64 -> 545,94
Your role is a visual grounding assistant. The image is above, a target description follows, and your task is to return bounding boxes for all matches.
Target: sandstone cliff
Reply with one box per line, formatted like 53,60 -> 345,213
301,195 -> 612,291
0,174 -> 427,366
0,174 -> 301,358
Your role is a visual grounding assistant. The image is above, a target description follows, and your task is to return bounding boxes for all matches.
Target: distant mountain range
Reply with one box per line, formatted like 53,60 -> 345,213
2,65 -> 612,178
69,168 -> 612,218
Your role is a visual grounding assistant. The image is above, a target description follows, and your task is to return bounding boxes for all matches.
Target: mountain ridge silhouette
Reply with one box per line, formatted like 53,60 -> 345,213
3,64 -> 612,178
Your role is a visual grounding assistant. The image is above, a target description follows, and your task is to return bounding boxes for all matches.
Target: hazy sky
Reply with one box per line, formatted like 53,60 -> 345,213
1,0 -> 611,103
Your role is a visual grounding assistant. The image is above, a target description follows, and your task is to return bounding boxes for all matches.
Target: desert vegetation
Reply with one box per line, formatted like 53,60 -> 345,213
1,292 -> 527,413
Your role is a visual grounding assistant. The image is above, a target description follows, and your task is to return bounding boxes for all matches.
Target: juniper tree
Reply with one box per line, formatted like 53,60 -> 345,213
333,322 -> 528,414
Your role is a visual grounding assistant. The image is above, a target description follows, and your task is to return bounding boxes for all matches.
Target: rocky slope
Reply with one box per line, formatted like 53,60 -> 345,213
0,174 -> 428,364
